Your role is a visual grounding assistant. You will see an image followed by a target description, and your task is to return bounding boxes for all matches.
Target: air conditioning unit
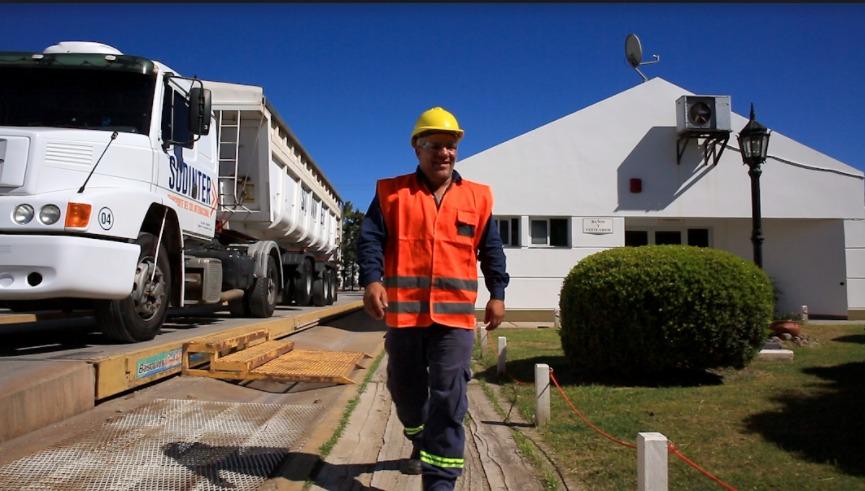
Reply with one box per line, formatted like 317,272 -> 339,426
675,95 -> 731,133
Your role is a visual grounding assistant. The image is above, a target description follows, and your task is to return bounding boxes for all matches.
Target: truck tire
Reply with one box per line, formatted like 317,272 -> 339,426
282,269 -> 296,305
96,232 -> 171,343
228,296 -> 248,317
323,269 -> 333,306
294,259 -> 313,306
312,272 -> 326,307
247,256 -> 278,318
328,269 -> 338,304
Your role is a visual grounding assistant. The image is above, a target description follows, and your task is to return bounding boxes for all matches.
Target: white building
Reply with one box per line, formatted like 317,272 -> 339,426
461,78 -> 865,320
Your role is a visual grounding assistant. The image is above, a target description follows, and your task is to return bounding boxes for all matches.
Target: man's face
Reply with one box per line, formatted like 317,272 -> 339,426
415,133 -> 459,185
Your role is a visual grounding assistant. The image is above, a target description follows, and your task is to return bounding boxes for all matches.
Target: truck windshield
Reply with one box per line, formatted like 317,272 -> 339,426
0,67 -> 156,134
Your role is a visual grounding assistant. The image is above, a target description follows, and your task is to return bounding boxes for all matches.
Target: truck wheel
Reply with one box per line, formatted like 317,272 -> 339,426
323,269 -> 333,305
247,256 -> 278,318
97,232 -> 171,343
312,271 -> 326,307
282,268 -> 296,305
228,297 -> 248,317
294,259 -> 313,306
328,269 -> 338,304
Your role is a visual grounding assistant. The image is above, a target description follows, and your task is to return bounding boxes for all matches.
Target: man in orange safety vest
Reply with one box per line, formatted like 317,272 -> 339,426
357,107 -> 509,490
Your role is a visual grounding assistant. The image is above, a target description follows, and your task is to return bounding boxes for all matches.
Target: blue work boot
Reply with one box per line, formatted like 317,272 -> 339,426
400,446 -> 422,475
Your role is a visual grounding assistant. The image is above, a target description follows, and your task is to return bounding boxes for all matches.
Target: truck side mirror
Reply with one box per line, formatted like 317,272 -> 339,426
189,87 -> 212,136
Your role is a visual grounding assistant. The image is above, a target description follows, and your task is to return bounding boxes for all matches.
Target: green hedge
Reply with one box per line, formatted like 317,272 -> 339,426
559,245 -> 773,375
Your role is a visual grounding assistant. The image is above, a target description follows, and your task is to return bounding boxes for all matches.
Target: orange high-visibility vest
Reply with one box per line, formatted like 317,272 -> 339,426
377,172 -> 493,329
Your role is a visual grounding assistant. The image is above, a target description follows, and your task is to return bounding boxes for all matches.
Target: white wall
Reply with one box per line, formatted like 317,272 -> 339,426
845,219 -> 865,311
716,219 -> 848,317
476,217 -> 623,310
478,216 -> 849,318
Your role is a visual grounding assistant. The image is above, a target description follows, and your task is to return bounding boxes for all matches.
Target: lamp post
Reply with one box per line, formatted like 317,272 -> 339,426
737,104 -> 771,268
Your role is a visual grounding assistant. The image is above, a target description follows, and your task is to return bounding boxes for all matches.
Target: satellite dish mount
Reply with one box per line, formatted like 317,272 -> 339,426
625,34 -> 660,83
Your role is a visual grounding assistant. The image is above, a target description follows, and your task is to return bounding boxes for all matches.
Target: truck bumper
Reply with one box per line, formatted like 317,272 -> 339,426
0,235 -> 139,300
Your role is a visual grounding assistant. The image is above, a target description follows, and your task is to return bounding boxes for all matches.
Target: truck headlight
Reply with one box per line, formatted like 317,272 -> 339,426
13,204 -> 34,224
39,204 -> 61,225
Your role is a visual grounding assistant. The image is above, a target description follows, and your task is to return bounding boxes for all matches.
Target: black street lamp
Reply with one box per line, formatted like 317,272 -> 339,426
737,104 -> 771,268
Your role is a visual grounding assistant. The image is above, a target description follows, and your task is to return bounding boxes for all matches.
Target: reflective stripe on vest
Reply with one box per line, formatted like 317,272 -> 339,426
377,173 -> 493,329
388,301 -> 476,314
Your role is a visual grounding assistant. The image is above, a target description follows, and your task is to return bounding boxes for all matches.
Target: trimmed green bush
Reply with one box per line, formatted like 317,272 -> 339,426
559,245 -> 773,375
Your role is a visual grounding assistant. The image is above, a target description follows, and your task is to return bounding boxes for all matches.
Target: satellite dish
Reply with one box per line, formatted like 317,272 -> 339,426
625,34 -> 643,68
624,33 -> 660,83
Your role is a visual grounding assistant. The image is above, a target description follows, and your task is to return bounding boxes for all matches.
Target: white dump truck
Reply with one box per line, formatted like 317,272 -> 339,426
0,41 -> 342,342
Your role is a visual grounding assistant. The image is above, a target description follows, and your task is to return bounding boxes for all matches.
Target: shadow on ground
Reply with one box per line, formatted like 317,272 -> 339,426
475,355 -> 723,388
162,442 -> 401,490
833,334 -> 865,345
744,361 -> 865,477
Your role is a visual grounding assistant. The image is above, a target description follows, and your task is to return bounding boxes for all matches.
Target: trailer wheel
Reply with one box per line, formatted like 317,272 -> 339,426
96,232 -> 171,343
328,268 -> 338,304
247,256 -> 279,318
323,269 -> 333,306
282,266 -> 296,305
294,259 -> 313,306
312,271 -> 326,307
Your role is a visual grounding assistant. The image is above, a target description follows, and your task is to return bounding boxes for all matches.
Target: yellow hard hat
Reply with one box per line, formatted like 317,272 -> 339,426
411,107 -> 464,145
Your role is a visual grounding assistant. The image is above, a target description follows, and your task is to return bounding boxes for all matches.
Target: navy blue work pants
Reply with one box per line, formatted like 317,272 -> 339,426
385,324 -> 475,491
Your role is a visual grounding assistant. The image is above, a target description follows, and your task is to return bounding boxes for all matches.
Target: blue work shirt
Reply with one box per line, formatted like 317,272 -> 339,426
356,167 -> 509,300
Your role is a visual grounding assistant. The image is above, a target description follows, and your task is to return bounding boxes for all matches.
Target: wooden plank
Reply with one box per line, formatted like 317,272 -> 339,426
466,383 -> 544,490
210,340 -> 294,373
310,381 -> 391,490
184,329 -> 269,353
459,410 -> 492,491
369,400 -> 419,490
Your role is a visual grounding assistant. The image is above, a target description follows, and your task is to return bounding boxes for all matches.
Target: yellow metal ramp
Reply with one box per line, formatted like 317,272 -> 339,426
182,330 -> 368,385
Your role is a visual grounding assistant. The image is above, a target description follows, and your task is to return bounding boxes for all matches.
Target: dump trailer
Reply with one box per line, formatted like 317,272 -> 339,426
0,41 -> 342,342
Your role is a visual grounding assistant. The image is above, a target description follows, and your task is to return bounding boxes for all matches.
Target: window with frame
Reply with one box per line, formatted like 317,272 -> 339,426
687,228 -> 710,247
530,217 -> 569,247
301,188 -> 310,213
625,230 -> 649,247
161,84 -> 192,149
654,231 -> 682,245
321,205 -> 326,225
624,228 -> 711,247
495,217 -> 520,247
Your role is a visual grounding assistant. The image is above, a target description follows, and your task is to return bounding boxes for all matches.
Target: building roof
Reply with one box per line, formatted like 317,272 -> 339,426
459,77 -> 864,220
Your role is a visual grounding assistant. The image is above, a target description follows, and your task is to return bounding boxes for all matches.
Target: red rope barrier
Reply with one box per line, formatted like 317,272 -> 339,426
668,442 -> 738,491
548,369 -> 636,449
545,368 -> 738,490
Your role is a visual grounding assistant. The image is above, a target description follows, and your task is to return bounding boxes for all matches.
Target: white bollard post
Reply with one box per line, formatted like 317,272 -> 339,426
478,326 -> 488,351
801,305 -> 809,323
497,336 -> 507,377
534,363 -> 550,427
637,432 -> 668,491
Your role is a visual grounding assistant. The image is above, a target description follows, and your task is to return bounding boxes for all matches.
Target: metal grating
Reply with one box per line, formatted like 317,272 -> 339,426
0,399 -> 317,490
251,349 -> 365,384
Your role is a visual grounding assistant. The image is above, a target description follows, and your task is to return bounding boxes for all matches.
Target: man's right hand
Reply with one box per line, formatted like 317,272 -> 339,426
363,282 -> 388,320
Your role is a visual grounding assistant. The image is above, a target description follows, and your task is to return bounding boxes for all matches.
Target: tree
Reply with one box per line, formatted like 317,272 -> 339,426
339,201 -> 365,290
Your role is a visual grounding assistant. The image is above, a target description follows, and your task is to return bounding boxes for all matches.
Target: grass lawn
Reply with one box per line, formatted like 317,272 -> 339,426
473,323 -> 865,490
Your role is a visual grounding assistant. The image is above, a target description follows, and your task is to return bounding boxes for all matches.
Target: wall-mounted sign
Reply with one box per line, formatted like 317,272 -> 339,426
583,217 -> 613,234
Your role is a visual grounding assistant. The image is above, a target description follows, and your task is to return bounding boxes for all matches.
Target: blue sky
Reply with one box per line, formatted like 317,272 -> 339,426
2,3 -> 863,210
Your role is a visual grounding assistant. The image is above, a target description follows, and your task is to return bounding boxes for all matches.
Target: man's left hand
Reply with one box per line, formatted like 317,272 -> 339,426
484,299 -> 505,330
